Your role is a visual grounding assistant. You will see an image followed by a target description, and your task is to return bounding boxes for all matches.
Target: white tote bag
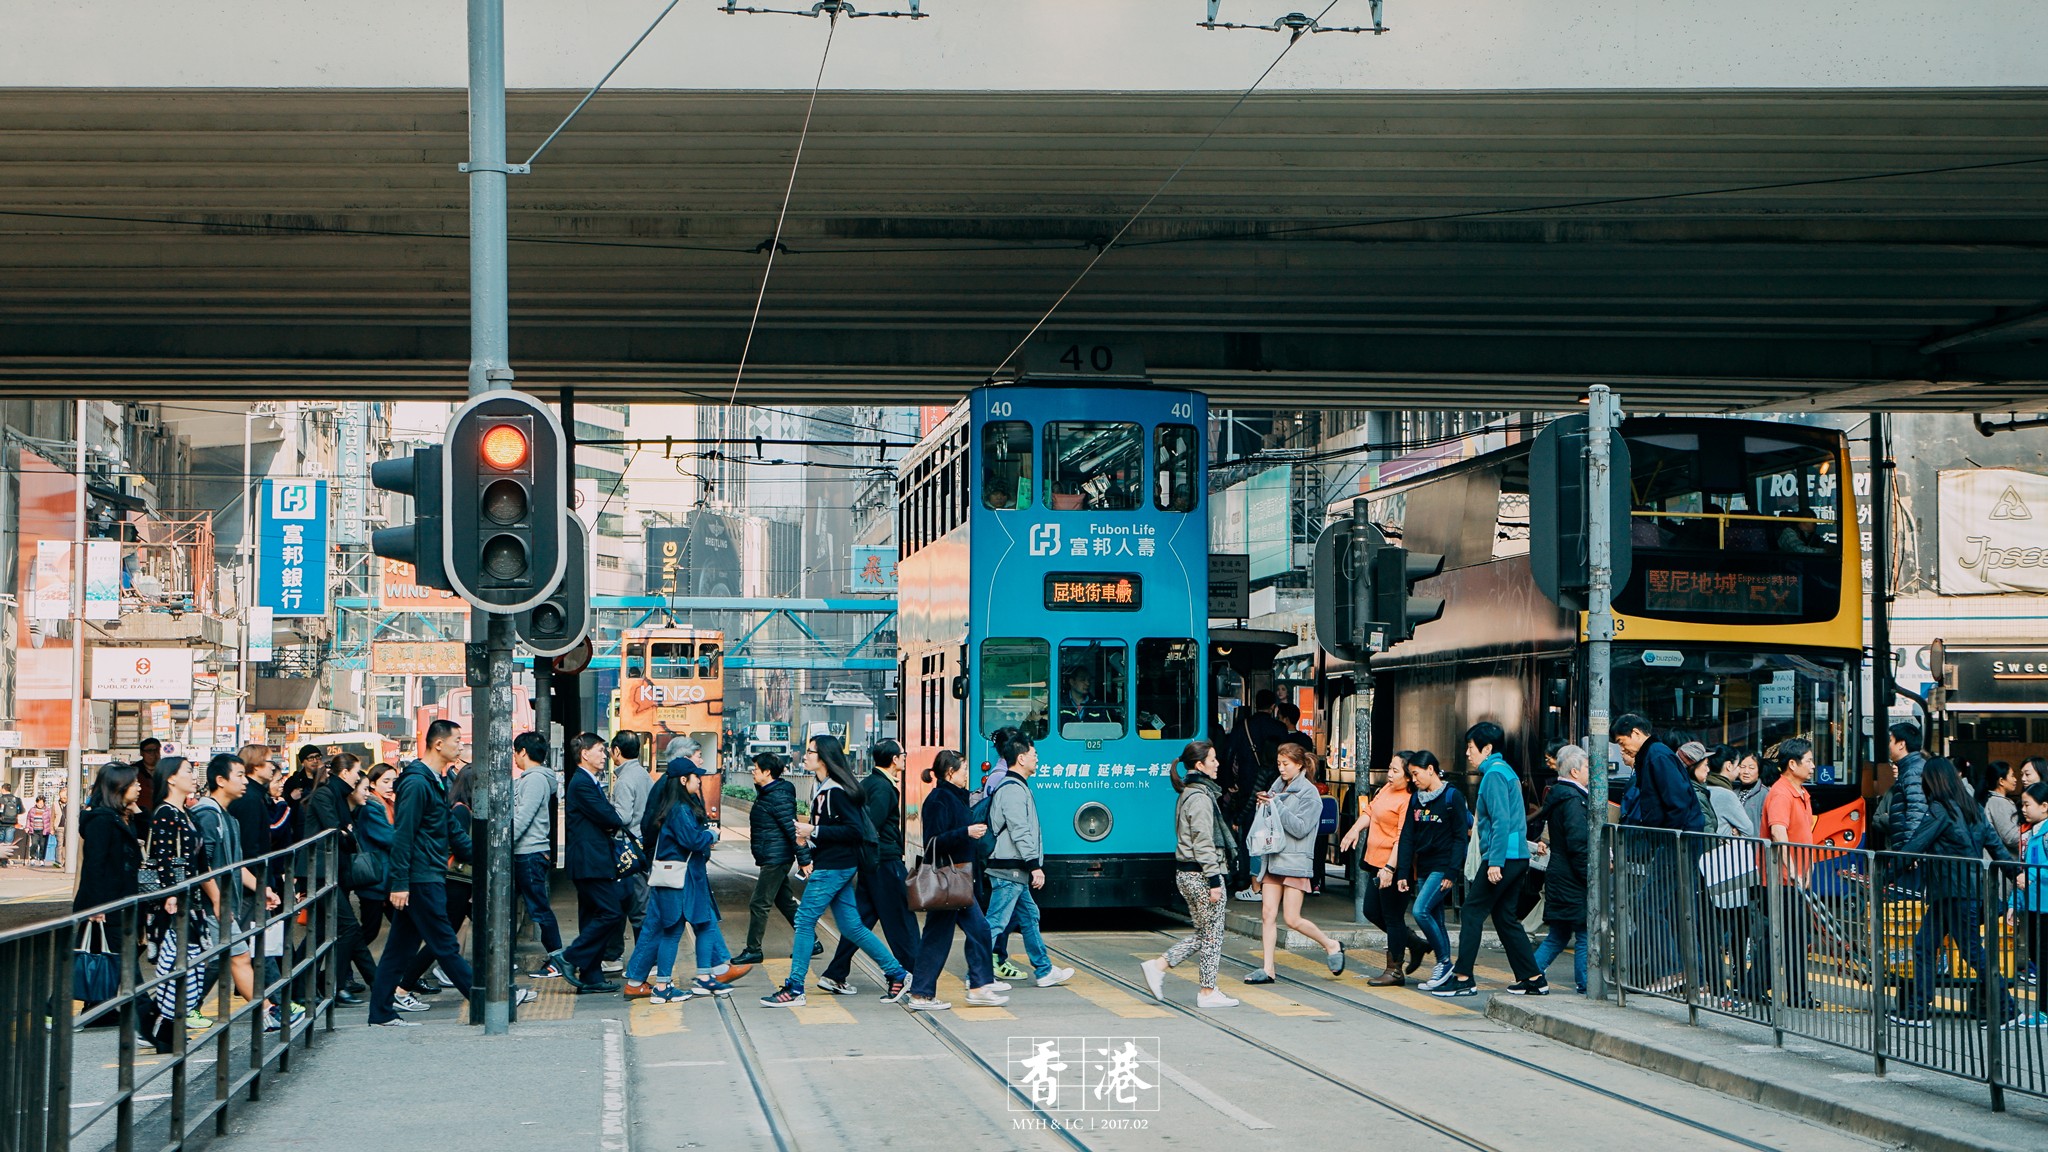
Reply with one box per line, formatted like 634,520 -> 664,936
1245,803 -> 1286,858
649,858 -> 689,890
1699,841 -> 1760,909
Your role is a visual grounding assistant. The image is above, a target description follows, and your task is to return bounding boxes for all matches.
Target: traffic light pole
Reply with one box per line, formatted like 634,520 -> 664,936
468,0 -> 515,1034
1584,383 -> 1617,1001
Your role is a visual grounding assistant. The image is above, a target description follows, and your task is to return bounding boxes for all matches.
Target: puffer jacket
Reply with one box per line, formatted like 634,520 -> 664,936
1174,774 -> 1236,883
1255,771 -> 1322,879
748,776 -> 810,868
1537,781 -> 1590,927
1897,799 -> 2019,902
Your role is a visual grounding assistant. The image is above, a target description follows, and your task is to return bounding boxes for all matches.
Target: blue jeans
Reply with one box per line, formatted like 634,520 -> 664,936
912,899 -> 994,999
514,853 -> 562,953
984,876 -> 1052,979
625,886 -> 735,984
1410,871 -> 1454,962
1534,923 -> 1588,991
788,867 -> 905,991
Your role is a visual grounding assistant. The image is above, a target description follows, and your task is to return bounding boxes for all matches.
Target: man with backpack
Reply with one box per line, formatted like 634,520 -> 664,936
816,740 -> 921,995
0,781 -> 21,866
981,733 -> 1073,989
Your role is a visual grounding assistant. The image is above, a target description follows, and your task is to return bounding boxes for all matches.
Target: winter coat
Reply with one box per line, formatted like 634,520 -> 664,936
1621,741 -> 1706,832
1876,750 -> 1930,850
1733,780 -> 1768,836
74,805 -> 142,916
386,761 -> 471,894
919,779 -> 977,867
748,776 -> 810,868
1257,771 -> 1324,879
1897,800 -> 2021,902
859,771 -> 905,861
1537,781 -> 1590,928
513,764 -> 559,857
806,781 -> 873,873
986,773 -> 1044,879
1173,774 -> 1235,882
1702,775 -> 1756,838
649,798 -> 719,924
1474,752 -> 1531,866
564,768 -> 627,882
353,799 -> 395,900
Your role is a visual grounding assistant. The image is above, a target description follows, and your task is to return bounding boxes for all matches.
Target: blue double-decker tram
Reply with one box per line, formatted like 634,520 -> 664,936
895,349 -> 1206,908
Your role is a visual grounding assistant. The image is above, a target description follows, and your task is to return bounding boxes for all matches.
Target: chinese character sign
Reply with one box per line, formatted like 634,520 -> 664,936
1006,1037 -> 1160,1113
850,545 -> 897,594
259,479 -> 328,618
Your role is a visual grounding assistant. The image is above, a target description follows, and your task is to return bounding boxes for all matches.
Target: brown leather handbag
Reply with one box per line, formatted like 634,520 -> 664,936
904,839 -> 974,912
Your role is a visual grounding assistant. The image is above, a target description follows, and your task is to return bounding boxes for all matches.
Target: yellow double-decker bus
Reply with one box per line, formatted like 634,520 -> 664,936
1351,416 -> 1863,812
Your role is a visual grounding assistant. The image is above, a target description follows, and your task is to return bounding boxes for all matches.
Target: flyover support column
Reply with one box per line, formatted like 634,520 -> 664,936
467,0 -> 515,1035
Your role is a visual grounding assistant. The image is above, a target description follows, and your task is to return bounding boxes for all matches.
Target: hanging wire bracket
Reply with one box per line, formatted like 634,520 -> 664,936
1200,1 -> 1385,36
722,0 -> 926,17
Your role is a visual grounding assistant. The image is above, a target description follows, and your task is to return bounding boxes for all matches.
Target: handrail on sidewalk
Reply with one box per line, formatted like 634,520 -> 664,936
1602,823 -> 2043,1112
0,827 -> 344,1151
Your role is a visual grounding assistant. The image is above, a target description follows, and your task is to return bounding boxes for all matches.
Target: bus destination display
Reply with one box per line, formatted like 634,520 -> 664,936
1044,573 -> 1142,611
1644,569 -> 1802,616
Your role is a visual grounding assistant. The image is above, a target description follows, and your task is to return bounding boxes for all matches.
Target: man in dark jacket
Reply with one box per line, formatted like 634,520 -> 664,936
816,740 -> 921,994
1614,714 -> 1700,993
1224,690 -> 1287,898
1876,721 -> 1930,852
1531,744 -> 1591,993
305,754 -> 373,1002
367,720 -> 475,1026
551,731 -> 627,993
735,752 -> 812,965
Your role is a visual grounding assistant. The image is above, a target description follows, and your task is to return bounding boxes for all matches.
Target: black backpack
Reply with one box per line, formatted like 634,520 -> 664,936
824,785 -> 882,873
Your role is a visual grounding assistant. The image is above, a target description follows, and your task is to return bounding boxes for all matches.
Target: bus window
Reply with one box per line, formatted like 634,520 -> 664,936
1045,422 -> 1141,511
1058,640 -> 1128,740
981,638 -> 1050,739
983,422 -> 1034,511
1154,424 -> 1197,512
1135,638 -> 1198,739
1626,431 -> 1842,554
650,642 -> 695,678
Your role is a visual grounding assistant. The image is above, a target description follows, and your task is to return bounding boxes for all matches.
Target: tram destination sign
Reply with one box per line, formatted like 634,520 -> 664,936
1643,569 -> 1802,616
1045,573 -> 1141,611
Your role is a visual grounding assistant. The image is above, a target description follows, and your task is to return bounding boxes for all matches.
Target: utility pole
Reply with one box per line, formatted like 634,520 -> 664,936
468,0 -> 516,1035
63,399 -> 87,876
1584,384 -> 1617,1001
1868,413 -> 1893,768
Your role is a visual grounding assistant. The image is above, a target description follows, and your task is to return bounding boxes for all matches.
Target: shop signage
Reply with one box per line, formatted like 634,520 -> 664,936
89,647 -> 195,701
1948,648 -> 2048,711
1939,468 -> 2048,595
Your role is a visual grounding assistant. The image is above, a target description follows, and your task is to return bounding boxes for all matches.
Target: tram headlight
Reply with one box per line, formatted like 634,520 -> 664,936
1074,802 -> 1112,843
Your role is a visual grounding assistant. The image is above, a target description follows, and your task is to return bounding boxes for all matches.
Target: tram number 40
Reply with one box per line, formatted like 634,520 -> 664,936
1058,344 -> 1119,373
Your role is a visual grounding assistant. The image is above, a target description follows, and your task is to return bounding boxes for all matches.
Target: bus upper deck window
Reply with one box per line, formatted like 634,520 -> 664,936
983,422 -> 1034,510
1045,422 -> 1141,511
698,644 -> 721,674
1154,425 -> 1197,512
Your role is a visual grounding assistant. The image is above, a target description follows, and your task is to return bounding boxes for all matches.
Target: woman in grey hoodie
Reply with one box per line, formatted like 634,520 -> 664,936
1245,743 -> 1345,983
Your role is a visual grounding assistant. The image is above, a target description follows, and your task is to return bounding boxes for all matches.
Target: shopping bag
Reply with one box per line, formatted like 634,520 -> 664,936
1245,803 -> 1286,858
1699,840 -> 1759,909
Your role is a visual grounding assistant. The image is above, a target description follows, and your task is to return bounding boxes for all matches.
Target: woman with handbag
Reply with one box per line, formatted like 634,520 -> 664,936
74,762 -> 143,1023
1243,743 -> 1346,984
623,757 -> 752,1001
904,749 -> 1006,1011
143,756 -> 216,1047
1141,741 -> 1238,1008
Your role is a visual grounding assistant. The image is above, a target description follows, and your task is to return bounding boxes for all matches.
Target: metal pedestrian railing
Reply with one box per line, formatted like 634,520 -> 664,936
1607,824 -> 2045,1111
0,828 -> 342,1152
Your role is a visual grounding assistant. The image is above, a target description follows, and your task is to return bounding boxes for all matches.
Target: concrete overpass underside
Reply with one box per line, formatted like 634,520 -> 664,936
3,87 -> 2047,411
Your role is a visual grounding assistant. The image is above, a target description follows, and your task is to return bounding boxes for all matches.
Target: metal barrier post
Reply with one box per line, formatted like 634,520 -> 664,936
1765,841 -> 1785,1046
114,906 -> 137,1152
1984,861 -> 2006,1112
1867,849 -> 1886,1077
1677,832 -> 1702,1024
1613,826 -> 1630,1008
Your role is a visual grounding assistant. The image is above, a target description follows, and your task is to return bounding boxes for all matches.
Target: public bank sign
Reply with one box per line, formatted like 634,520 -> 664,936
1940,468 -> 2048,595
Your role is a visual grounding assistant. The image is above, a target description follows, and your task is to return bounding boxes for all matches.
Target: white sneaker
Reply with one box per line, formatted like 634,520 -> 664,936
1140,958 -> 1168,1000
1035,966 -> 1074,988
814,976 -> 859,996
1417,961 -> 1454,992
965,987 -> 1011,1006
1197,988 -> 1240,1009
986,980 -> 1013,992
393,993 -> 431,1013
906,996 -> 952,1012
600,960 -> 625,975
1233,888 -> 1262,902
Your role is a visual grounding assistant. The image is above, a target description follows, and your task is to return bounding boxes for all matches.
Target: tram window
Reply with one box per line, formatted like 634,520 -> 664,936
623,647 -> 646,678
1045,422 -> 1141,511
980,638 -> 1050,740
1134,638 -> 1198,740
650,642 -> 695,679
1154,425 -> 1197,512
983,422 -> 1034,511
696,643 -> 722,676
1058,640 -> 1128,740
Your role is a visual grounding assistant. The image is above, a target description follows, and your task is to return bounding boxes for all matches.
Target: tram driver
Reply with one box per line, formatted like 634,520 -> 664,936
1060,666 -> 1113,729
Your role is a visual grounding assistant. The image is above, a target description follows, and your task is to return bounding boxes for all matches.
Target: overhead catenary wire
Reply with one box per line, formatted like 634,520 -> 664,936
988,0 -> 1344,380
730,9 -> 840,407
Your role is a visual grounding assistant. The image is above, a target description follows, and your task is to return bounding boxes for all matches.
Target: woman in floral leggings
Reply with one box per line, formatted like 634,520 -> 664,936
1143,741 -> 1240,1009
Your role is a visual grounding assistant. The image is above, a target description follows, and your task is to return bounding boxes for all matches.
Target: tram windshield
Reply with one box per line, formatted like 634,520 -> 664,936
1058,640 -> 1128,740
1611,647 -> 1852,777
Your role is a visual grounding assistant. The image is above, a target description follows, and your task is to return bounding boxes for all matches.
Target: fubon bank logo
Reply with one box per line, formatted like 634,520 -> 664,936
272,482 -> 316,520
1028,523 -> 1062,557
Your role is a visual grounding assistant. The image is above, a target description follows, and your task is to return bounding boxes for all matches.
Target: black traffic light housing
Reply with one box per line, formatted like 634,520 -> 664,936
1372,544 -> 1444,646
517,515 -> 589,656
444,391 -> 568,614
1315,499 -> 1443,660
370,444 -> 451,591
1528,412 -> 1633,611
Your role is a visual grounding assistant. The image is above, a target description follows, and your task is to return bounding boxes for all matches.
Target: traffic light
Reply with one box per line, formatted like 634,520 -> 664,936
444,391 -> 567,614
1528,412 -> 1633,611
517,515 -> 589,655
370,444 -> 450,591
1372,544 -> 1444,646
1313,500 -> 1381,661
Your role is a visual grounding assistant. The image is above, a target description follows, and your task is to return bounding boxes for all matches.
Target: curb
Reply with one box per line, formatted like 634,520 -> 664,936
1485,998 -> 2031,1152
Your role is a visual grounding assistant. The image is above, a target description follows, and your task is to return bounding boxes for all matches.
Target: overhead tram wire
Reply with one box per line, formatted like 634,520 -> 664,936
987,0 -> 1347,381
729,9 -> 840,408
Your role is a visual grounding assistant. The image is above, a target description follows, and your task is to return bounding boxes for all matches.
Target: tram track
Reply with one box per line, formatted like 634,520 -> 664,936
1143,927 -> 1812,1152
711,993 -> 801,1152
1043,941 -> 1510,1152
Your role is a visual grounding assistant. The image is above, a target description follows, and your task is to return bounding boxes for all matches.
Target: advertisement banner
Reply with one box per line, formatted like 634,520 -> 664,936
1938,467 -> 2048,595
377,558 -> 466,612
645,525 -> 691,596
31,540 -> 70,620
370,640 -> 466,677
850,546 -> 898,594
1245,466 -> 1293,580
248,606 -> 274,663
84,541 -> 120,621
90,647 -> 195,702
13,451 -> 78,747
258,478 -> 328,617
